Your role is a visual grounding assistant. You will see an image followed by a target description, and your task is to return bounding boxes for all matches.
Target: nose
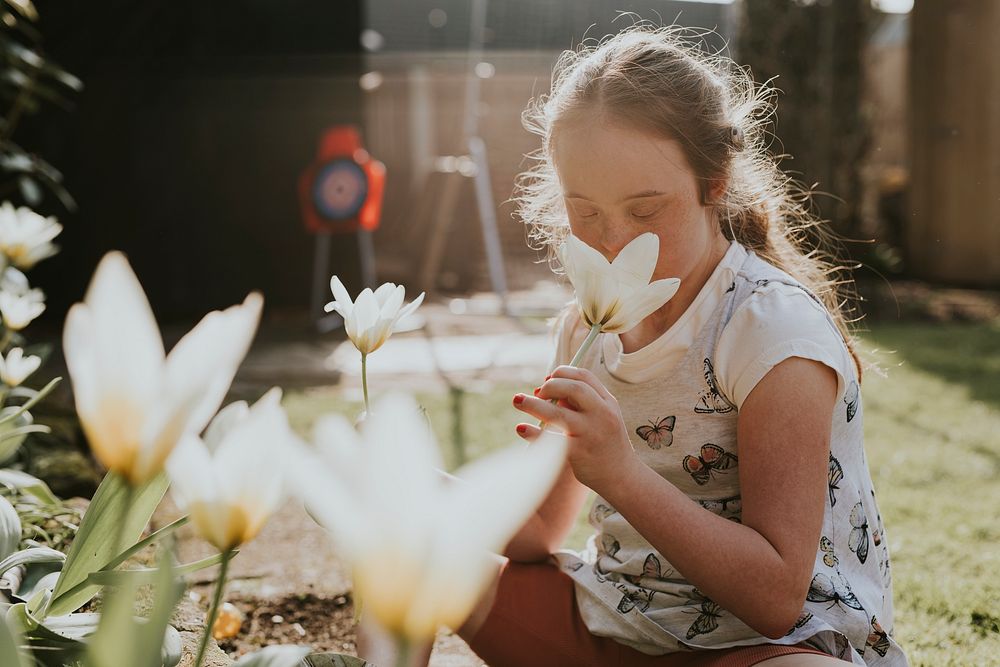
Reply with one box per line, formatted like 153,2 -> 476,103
599,222 -> 633,258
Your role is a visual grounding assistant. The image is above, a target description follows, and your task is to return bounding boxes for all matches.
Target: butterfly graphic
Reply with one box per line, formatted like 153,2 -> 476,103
844,381 -> 860,422
820,536 -> 838,568
806,573 -> 865,612
683,444 -> 738,485
866,615 -> 890,657
564,561 -> 584,572
698,495 -> 742,520
828,454 -> 844,507
589,502 -> 616,524
848,501 -> 870,564
623,553 -> 670,585
725,280 -> 736,293
685,589 -> 723,639
784,612 -> 814,636
614,582 -> 655,614
635,415 -> 675,449
600,534 -> 621,559
694,359 -> 736,414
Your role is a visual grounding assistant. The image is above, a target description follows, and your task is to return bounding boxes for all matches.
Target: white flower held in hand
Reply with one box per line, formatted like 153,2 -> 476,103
0,202 -> 62,270
325,276 -> 424,414
166,388 -> 295,552
62,252 -> 262,485
295,394 -> 567,645
557,232 -> 681,364
0,347 -> 40,386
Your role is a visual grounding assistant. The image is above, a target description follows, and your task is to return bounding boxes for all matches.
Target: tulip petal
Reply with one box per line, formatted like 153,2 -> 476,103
329,276 -> 354,312
606,277 -> 682,334
373,282 -> 399,305
203,400 -> 250,453
166,434 -> 217,509
611,233 -> 659,286
393,292 -> 425,330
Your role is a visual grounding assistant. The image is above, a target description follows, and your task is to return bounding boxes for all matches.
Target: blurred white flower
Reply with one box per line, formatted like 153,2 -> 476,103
63,251 -> 262,485
324,277 -> 424,355
558,232 -> 681,334
166,388 -> 296,552
0,287 -> 44,331
0,347 -> 41,386
296,394 -> 567,642
0,202 -> 62,270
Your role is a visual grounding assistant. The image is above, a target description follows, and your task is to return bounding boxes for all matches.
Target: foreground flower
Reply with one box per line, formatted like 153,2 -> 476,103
297,394 -> 566,644
0,347 -> 40,386
0,286 -> 44,331
0,201 -> 62,269
325,277 -> 424,414
557,232 -> 681,364
166,388 -> 295,552
63,252 -> 262,485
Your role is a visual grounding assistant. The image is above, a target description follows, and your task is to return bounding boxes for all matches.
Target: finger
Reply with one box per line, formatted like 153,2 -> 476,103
536,377 -> 601,412
515,422 -> 543,441
549,365 -> 615,401
513,393 -> 574,430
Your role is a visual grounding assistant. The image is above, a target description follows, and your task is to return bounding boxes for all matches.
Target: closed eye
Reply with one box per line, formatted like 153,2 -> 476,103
630,208 -> 661,219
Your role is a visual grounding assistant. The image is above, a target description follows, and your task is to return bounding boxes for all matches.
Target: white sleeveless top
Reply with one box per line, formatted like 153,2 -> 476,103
552,243 -> 908,666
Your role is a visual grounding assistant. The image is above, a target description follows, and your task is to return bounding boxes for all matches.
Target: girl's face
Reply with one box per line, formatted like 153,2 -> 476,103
551,116 -> 726,284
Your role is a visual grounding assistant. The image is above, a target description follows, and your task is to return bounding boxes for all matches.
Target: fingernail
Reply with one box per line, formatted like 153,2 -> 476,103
516,424 -> 527,435
544,375 -> 551,381
513,394 -> 525,406
533,387 -> 541,395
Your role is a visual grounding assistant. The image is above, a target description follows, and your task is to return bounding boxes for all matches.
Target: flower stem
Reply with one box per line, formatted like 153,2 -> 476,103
194,549 -> 234,667
395,637 -> 411,667
361,352 -> 370,416
568,322 -> 603,368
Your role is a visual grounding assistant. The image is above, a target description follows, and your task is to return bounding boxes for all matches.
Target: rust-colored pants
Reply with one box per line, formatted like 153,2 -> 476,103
466,561 -> 836,667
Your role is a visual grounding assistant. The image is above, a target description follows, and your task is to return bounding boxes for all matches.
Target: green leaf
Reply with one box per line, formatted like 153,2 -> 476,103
94,514 -> 188,574
0,469 -> 58,505
0,611 -> 28,667
85,551 -> 230,587
0,546 -> 65,576
46,472 -> 170,618
0,377 -> 59,427
300,653 -> 372,667
85,546 -> 184,667
232,645 -> 313,666
0,495 -> 20,561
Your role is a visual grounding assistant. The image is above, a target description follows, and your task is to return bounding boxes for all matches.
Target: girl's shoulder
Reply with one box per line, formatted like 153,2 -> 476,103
715,254 -> 855,410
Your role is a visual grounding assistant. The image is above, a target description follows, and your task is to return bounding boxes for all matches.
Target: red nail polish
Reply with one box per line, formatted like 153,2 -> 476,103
516,424 -> 527,435
544,375 -> 551,381
533,387 -> 541,395
513,394 -> 525,406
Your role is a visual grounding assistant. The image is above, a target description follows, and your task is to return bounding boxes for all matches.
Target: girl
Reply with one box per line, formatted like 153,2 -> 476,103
457,26 -> 907,667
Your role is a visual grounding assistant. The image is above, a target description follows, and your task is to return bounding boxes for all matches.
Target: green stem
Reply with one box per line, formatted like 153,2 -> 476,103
361,352 -> 370,416
194,549 -> 233,667
0,329 -> 12,352
568,322 -> 603,368
395,637 -> 410,667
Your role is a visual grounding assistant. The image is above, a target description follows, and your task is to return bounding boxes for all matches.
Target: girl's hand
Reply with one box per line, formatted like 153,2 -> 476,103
513,365 -> 638,493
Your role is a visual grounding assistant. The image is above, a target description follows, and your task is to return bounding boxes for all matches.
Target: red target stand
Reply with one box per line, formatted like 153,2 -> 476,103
299,126 -> 385,332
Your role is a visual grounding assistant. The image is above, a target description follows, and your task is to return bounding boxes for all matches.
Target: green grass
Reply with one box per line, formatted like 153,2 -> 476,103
283,320 -> 1000,666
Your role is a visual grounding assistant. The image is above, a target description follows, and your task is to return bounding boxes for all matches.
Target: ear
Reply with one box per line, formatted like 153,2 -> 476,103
706,178 -> 728,205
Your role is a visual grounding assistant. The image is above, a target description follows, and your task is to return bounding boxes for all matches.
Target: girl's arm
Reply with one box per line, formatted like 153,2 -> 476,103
502,456 -> 591,562
515,358 -> 836,639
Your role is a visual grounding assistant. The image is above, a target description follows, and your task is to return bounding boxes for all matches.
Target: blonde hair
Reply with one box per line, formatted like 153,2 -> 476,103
515,25 -> 862,376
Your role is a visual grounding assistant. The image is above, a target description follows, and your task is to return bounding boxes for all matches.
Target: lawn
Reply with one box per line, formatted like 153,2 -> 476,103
283,320 -> 1000,667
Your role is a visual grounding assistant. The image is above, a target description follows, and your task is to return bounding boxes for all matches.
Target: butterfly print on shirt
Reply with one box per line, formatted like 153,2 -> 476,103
806,572 -> 865,613
725,280 -> 736,293
698,495 -> 742,522
828,454 -> 844,507
685,589 -> 723,639
820,536 -> 839,568
844,381 -> 860,422
866,615 -> 891,657
683,444 -> 738,485
694,359 -> 736,414
623,553 -> 672,585
636,415 -> 675,449
784,612 -> 814,637
849,501 -> 870,564
600,534 -> 622,559
613,580 -> 655,614
589,502 -> 616,524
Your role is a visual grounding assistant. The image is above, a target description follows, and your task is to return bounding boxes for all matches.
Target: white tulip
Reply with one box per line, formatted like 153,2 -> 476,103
0,287 -> 44,331
296,394 -> 567,642
558,232 -> 681,335
166,388 -> 295,552
0,202 -> 62,270
0,347 -> 41,386
62,252 -> 262,485
324,277 -> 424,356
